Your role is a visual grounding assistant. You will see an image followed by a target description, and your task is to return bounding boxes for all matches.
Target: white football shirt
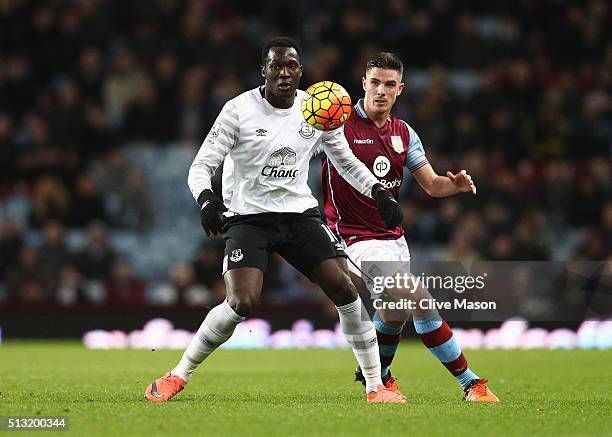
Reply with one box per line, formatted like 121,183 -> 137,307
188,87 -> 379,215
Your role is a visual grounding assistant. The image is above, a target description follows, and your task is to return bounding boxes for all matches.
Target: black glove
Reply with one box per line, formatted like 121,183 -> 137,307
197,189 -> 228,236
372,183 -> 404,229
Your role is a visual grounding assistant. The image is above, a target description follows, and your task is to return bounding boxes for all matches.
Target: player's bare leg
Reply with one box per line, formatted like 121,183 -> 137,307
312,257 -> 405,403
145,268 -> 262,402
407,282 -> 498,401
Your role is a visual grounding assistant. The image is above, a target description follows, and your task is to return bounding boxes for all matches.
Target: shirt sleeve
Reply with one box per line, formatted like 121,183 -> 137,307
321,127 -> 380,198
312,144 -> 325,158
403,122 -> 429,172
187,101 -> 239,203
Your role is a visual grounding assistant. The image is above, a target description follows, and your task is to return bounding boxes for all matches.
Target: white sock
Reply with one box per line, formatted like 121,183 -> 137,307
171,300 -> 245,382
336,296 -> 383,393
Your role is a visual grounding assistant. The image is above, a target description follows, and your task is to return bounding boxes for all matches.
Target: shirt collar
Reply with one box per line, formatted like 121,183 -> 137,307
355,98 -> 392,124
355,99 -> 368,118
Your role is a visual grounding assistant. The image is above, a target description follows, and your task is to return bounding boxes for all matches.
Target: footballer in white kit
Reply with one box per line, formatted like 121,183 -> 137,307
144,37 -> 406,404
189,84 -> 390,275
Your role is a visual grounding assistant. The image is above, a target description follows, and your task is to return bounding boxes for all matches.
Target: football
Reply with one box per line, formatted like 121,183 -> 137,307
301,81 -> 352,131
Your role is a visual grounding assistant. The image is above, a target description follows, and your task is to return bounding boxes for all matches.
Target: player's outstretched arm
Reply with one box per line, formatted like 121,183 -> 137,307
321,129 -> 403,229
320,128 -> 380,198
413,163 -> 477,197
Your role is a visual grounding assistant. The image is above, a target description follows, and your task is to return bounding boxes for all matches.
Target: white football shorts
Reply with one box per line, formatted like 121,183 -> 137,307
343,237 -> 411,278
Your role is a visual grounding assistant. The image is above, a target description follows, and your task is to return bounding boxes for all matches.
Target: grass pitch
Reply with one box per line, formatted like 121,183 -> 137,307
0,341 -> 610,436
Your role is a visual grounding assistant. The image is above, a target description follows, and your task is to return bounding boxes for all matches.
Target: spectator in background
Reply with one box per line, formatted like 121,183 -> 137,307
103,49 -> 148,124
569,175 -> 605,227
91,148 -> 130,197
514,211 -> 551,261
483,203 -> 514,236
0,113 -> 17,185
153,52 -> 180,110
56,265 -> 85,306
83,104 -> 116,157
17,114 -> 78,183
192,240 -> 224,289
69,171 -> 108,228
177,66 -> 209,143
488,233 -> 517,261
574,89 -> 612,159
401,202 -> 422,244
540,160 -> 575,225
447,14 -> 490,69
75,222 -> 116,281
49,79 -> 87,152
55,6 -> 85,72
601,202 -> 612,249
152,51 -> 180,137
92,150 -> 153,230
432,199 -> 461,243
149,262 -> 212,306
37,220 -> 71,291
590,158 -> 612,196
123,78 -> 175,143
105,260 -> 145,305
29,175 -> 70,228
573,229 -> 608,261
76,46 -> 106,105
0,219 -> 23,282
6,246 -> 46,303
445,231 -> 481,265
113,169 -> 154,230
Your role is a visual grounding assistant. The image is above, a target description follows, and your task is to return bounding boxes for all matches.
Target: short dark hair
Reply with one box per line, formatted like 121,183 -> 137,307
366,52 -> 404,77
261,37 -> 303,65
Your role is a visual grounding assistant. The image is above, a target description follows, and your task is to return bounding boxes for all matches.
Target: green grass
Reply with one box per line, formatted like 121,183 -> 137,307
0,341 -> 610,436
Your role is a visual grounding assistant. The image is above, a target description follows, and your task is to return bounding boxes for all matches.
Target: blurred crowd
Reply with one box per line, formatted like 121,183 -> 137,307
0,0 -> 611,306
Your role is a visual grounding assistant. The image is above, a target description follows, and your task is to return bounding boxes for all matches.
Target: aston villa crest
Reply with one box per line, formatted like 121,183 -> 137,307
390,136 -> 404,153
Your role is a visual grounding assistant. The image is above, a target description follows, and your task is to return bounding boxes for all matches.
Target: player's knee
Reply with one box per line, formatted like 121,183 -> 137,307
226,293 -> 258,317
328,276 -> 358,306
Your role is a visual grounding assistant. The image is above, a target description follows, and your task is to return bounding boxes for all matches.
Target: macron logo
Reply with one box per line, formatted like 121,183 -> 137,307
354,139 -> 374,144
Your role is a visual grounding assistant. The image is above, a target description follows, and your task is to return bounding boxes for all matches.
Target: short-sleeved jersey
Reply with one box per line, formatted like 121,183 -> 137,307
322,99 -> 428,246
188,88 -> 380,215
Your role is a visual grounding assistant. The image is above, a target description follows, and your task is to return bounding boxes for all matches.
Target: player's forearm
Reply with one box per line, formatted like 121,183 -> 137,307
428,175 -> 461,197
324,144 -> 379,198
188,160 -> 214,202
188,143 -> 227,202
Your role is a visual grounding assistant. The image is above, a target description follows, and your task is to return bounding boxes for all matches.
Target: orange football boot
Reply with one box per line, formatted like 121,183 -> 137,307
367,385 -> 406,404
384,375 -> 406,399
144,372 -> 186,402
463,379 -> 500,402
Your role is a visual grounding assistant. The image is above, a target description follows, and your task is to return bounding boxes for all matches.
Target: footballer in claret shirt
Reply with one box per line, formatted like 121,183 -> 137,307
322,52 -> 499,403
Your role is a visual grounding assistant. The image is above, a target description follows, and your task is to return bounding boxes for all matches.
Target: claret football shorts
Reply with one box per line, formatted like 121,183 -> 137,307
222,208 -> 346,279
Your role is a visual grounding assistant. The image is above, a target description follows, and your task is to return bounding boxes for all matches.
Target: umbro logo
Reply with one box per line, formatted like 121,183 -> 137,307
354,138 -> 374,144
256,128 -> 267,136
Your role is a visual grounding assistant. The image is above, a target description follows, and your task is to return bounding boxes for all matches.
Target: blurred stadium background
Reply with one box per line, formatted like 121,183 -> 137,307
0,0 -> 610,339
